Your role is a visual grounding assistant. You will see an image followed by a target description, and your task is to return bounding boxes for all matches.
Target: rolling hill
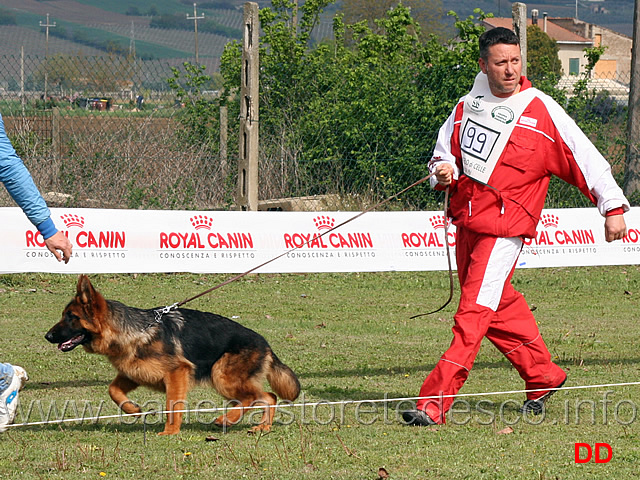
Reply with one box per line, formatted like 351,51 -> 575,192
0,0 -> 632,74
0,0 -> 338,72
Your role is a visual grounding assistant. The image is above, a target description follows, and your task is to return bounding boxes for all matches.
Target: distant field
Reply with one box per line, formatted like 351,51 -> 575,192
0,0 -> 340,69
73,0 -> 267,17
92,22 -> 234,59
0,25 -> 104,57
0,0 -> 249,67
1,0 -> 138,24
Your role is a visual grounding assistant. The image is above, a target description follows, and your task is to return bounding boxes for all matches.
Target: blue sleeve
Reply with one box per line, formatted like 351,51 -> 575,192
0,113 -> 56,237
37,217 -> 58,239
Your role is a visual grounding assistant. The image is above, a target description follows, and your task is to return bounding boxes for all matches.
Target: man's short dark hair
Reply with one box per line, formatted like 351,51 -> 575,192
479,27 -> 520,60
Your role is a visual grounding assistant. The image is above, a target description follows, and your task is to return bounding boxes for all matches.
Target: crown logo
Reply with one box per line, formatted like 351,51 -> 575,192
313,215 -> 335,231
541,214 -> 559,228
190,215 -> 213,230
429,215 -> 450,230
61,214 -> 84,228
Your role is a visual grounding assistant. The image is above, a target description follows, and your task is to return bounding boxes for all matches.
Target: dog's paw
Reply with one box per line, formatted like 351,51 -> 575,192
214,415 -> 231,427
248,424 -> 272,434
118,400 -> 142,415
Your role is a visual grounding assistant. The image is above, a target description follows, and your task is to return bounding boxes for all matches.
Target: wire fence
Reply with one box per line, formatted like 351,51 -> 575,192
0,53 -> 632,212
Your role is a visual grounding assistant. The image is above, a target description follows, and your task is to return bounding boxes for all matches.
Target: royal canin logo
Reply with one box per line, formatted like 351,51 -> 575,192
160,217 -> 253,249
26,214 -> 126,249
283,216 -> 373,249
402,215 -> 456,248
313,215 -> 335,231
524,214 -> 594,246
61,214 -> 84,228
541,214 -> 559,228
429,215 -> 451,230
190,215 -> 213,230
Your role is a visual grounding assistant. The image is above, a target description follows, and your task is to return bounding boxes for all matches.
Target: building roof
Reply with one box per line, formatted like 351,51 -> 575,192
482,17 -> 592,44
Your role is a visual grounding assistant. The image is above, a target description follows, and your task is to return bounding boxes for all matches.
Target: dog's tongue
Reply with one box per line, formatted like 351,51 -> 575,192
59,334 -> 84,352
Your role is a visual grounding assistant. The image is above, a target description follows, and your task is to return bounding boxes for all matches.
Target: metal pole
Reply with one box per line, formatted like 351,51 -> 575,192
220,105 -> 228,176
186,3 -> 204,65
20,46 -> 24,111
624,0 -> 640,198
39,13 -> 56,101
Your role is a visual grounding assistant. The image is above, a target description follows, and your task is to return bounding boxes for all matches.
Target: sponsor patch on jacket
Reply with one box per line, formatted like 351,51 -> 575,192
491,106 -> 515,124
518,115 -> 538,128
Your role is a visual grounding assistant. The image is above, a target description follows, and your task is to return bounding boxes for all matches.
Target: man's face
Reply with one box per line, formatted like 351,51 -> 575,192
478,43 -> 522,97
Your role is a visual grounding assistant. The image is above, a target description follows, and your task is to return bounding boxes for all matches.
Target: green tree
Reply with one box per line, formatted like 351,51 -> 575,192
167,62 -> 220,148
527,25 -> 561,80
526,25 -> 564,103
220,2 -> 487,207
213,1 -> 625,210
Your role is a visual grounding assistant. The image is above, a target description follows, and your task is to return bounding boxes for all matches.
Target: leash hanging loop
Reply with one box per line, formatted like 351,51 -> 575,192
410,185 -> 454,318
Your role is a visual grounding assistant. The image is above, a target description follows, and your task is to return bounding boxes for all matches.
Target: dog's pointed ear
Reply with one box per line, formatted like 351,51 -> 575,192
76,274 -> 97,305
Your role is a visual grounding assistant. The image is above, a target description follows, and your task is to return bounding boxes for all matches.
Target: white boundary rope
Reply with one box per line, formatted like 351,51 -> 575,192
6,381 -> 640,430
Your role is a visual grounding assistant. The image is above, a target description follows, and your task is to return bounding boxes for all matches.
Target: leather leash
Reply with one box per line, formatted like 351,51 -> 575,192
154,172 -> 454,320
409,185 -> 453,318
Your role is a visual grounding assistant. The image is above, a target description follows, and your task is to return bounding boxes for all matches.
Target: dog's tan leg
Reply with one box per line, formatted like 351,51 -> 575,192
159,364 -> 191,435
213,400 -> 244,428
213,392 -> 277,432
211,353 -> 252,428
211,352 -> 278,432
109,373 -> 141,414
248,392 -> 277,434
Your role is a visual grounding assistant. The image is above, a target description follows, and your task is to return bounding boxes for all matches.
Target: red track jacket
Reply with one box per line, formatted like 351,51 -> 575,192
429,76 -> 629,239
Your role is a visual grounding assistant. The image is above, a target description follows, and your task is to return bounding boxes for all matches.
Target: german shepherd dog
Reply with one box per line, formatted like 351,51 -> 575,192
45,275 -> 300,435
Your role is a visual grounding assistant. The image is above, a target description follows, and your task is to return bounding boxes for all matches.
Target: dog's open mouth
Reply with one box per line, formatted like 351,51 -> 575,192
58,333 -> 87,352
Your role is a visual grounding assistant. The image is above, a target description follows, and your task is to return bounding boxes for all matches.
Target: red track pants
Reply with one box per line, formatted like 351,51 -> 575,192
415,227 -> 566,423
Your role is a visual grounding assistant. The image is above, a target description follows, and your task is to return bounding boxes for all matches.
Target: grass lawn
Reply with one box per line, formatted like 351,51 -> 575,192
1,267 -> 639,479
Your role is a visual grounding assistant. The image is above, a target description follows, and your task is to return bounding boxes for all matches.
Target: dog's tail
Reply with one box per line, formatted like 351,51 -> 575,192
267,352 -> 301,401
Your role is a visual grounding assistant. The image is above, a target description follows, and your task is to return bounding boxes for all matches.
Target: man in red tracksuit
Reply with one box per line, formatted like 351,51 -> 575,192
402,27 -> 629,426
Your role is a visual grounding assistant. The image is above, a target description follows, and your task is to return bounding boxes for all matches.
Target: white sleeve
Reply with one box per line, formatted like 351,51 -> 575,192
429,103 -> 461,188
540,93 -> 629,215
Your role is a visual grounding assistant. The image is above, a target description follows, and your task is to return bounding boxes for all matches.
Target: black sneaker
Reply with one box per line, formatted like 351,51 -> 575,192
519,375 -> 567,415
401,409 -> 438,426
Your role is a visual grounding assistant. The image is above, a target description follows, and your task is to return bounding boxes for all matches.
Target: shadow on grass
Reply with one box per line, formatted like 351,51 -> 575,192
9,414 -> 284,437
298,357 -> 640,380
26,379 -> 109,390
299,360 -> 508,379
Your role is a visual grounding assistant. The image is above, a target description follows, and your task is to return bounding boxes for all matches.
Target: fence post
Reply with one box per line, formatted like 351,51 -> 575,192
624,0 -> 640,199
51,106 -> 60,160
512,2 -> 527,78
237,2 -> 260,211
220,104 -> 228,176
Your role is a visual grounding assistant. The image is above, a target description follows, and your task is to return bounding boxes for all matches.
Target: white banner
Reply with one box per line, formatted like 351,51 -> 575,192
2,207 -> 640,274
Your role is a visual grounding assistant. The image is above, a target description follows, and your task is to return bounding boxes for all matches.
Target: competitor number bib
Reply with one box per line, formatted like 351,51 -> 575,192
460,73 -> 538,185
